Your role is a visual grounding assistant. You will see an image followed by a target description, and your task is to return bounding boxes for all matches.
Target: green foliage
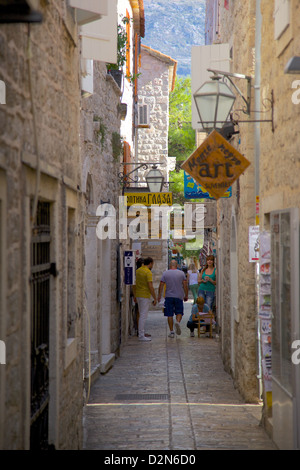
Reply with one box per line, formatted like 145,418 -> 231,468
168,76 -> 196,204
107,16 -> 129,70
112,132 -> 123,161
180,243 -> 202,259
94,116 -> 107,149
168,76 -> 196,164
169,169 -> 185,205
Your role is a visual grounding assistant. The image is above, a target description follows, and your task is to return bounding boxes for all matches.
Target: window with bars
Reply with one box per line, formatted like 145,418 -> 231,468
30,200 -> 51,450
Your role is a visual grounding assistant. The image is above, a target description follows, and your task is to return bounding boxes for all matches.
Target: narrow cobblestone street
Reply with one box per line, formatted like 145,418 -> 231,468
83,300 -> 277,451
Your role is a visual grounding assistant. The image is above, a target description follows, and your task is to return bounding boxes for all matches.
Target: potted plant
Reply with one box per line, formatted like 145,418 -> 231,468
107,16 -> 129,88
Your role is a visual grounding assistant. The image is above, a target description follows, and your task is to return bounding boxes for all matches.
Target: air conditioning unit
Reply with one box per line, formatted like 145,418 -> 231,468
138,104 -> 150,127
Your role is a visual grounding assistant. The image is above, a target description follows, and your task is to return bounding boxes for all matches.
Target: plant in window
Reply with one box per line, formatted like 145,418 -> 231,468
107,16 -> 129,71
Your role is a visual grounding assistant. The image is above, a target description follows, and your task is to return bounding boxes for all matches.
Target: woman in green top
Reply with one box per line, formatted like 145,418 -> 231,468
197,255 -> 216,310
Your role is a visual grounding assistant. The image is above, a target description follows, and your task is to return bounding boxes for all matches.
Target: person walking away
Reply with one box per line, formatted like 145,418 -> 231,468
187,263 -> 199,304
133,257 -> 157,342
132,258 -> 144,336
187,296 -> 210,337
158,260 -> 188,338
198,255 -> 216,310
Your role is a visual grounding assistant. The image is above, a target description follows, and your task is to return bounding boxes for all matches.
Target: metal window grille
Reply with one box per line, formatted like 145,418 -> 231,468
30,201 -> 51,450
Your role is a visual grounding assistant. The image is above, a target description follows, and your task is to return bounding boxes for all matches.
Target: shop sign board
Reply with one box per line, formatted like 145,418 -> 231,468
125,192 -> 173,206
181,130 -> 251,200
141,240 -> 163,259
184,171 -> 232,199
124,251 -> 135,285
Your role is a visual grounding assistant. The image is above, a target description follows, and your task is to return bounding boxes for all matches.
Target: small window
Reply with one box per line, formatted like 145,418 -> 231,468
138,104 -> 150,127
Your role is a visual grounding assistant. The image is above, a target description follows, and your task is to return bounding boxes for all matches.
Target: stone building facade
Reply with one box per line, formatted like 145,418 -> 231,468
259,0 -> 300,450
81,0 -> 145,382
81,62 -> 123,381
204,0 -> 300,449
136,45 -> 177,288
0,1 -> 85,449
0,0 -> 145,450
204,0 -> 258,404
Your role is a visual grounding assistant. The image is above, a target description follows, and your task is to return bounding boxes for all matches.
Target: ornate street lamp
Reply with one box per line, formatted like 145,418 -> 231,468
145,165 -> 164,193
193,75 -> 236,133
194,68 -> 274,134
119,162 -> 167,193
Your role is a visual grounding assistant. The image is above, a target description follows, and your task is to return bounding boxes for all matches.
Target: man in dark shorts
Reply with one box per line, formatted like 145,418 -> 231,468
158,260 -> 188,338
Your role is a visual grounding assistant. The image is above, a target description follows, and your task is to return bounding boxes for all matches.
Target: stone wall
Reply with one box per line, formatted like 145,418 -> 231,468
260,0 -> 300,221
138,47 -> 173,179
81,60 -> 126,376
0,1 -> 84,449
206,0 -> 259,402
259,0 -> 300,445
136,47 -> 176,290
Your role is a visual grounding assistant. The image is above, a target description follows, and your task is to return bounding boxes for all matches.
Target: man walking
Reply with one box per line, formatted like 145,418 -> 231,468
133,257 -> 157,342
158,260 -> 188,338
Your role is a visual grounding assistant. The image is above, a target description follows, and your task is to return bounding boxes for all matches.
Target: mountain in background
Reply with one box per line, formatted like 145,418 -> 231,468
142,0 -> 206,77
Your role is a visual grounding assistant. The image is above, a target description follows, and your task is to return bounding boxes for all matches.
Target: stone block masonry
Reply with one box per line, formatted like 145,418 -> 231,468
0,1 -> 85,449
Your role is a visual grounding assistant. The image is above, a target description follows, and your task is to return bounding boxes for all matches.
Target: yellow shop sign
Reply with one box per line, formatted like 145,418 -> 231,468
125,192 -> 173,206
181,130 -> 251,200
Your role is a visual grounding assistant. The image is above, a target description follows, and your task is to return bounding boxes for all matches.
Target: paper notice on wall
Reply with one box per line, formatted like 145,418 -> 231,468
132,242 -> 142,258
249,225 -> 260,262
259,231 -> 272,395
262,359 -> 272,392
260,231 -> 271,263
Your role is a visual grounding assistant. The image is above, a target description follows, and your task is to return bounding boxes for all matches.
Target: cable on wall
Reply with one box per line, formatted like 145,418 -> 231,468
27,24 -> 41,229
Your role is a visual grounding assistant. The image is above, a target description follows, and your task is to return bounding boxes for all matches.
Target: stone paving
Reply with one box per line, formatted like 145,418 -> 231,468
83,300 -> 277,451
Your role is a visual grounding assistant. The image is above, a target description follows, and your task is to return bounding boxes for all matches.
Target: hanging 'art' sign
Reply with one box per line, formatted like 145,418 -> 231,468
181,130 -> 250,200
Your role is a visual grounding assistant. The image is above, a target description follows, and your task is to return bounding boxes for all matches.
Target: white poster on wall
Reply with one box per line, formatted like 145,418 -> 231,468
249,225 -> 260,262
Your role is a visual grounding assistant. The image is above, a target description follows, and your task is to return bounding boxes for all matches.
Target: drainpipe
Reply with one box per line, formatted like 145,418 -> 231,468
255,0 -> 261,201
255,0 -> 263,401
